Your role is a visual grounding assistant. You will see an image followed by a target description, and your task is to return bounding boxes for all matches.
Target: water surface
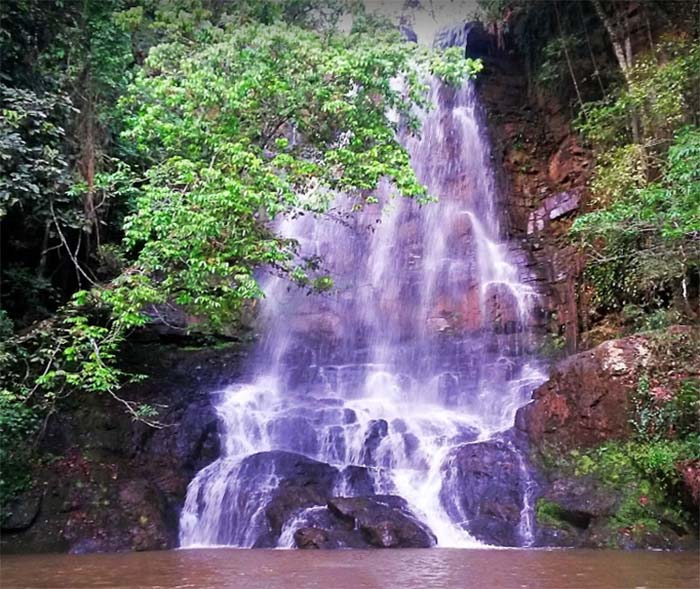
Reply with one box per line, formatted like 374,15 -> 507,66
3,548 -> 698,589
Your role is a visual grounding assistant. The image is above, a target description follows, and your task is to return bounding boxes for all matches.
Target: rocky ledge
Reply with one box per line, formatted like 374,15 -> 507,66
518,326 -> 699,549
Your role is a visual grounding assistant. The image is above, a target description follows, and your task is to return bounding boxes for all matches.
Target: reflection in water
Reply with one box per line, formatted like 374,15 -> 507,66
3,548 -> 699,589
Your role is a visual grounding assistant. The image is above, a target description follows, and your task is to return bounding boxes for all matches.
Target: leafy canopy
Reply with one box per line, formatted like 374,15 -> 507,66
109,23 -> 480,331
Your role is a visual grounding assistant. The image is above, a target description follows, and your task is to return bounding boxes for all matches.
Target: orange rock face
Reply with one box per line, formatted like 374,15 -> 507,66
518,335 -> 649,450
519,327 -> 699,453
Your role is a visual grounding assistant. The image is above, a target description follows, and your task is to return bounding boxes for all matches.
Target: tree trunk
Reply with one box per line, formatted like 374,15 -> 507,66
38,220 -> 51,278
591,0 -> 633,82
555,2 -> 586,113
591,0 -> 641,142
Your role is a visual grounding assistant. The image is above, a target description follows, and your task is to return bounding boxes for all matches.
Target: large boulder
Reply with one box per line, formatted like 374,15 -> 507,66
440,439 -> 527,546
518,326 -> 699,453
326,496 -> 436,548
226,452 -> 437,549
288,496 -> 436,549
285,506 -> 372,549
221,451 -> 339,548
212,451 -> 436,549
1,491 -> 42,532
517,336 -> 648,451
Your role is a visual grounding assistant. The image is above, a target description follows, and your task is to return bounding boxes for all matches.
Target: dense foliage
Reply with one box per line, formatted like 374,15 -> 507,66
479,0 -> 699,321
0,0 -> 480,507
572,41 -> 700,314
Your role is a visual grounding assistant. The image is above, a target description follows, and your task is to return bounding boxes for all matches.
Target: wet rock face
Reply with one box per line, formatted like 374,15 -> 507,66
360,419 -> 389,466
440,439 -> 526,546
144,395 -> 221,476
326,496 -> 436,548
212,450 -> 435,549
243,451 -> 339,547
289,497 -> 436,550
519,328 -> 698,453
474,35 -> 595,350
483,283 -> 522,334
1,341 -> 245,555
338,465 -> 376,496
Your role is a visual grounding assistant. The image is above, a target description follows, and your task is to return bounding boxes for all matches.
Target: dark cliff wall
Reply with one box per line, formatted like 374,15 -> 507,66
1,340 -> 246,554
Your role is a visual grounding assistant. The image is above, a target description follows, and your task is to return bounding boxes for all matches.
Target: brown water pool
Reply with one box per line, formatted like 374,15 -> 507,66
2,547 -> 698,589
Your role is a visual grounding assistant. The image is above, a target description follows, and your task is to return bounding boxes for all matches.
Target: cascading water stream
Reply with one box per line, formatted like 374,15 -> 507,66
179,78 -> 547,549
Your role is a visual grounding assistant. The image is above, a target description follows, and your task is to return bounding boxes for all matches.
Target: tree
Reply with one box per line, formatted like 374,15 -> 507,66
111,23 -> 478,329
590,0 -> 634,84
1,1 -> 481,507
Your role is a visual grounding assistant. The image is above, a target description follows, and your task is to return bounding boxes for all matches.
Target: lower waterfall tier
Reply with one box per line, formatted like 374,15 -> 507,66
179,363 -> 544,548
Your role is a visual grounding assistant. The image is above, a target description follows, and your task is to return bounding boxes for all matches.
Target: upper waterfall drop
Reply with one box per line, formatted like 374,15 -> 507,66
179,77 -> 547,549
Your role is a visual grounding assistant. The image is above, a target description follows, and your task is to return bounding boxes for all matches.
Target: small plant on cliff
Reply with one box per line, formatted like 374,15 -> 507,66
631,376 -> 700,443
629,330 -> 700,444
538,333 -> 567,359
535,498 -> 568,529
0,389 -> 38,507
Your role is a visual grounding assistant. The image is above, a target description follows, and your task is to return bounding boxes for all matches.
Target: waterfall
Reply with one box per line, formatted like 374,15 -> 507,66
179,78 -> 546,549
